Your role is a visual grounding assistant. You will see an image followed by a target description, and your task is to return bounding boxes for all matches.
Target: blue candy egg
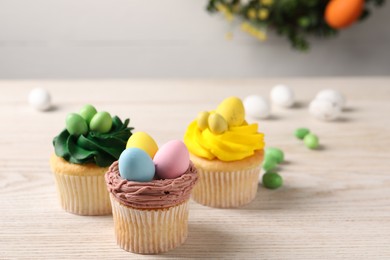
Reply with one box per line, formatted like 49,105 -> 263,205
118,148 -> 156,182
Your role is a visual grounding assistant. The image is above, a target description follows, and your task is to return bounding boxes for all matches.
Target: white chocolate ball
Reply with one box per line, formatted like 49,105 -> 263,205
28,88 -> 51,111
270,84 -> 295,108
244,95 -> 270,119
309,98 -> 341,121
315,89 -> 346,109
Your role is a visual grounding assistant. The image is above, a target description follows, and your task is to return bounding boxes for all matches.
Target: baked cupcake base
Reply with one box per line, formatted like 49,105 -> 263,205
50,154 -> 111,216
110,195 -> 189,254
190,150 -> 264,208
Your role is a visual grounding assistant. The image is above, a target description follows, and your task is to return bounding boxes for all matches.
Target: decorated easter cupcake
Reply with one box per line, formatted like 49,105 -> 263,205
50,104 -> 133,215
184,97 -> 265,208
105,133 -> 198,254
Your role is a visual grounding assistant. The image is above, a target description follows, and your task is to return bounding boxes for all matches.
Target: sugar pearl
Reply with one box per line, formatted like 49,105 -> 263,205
315,89 -> 346,109
309,98 -> 341,121
28,88 -> 51,111
244,95 -> 270,119
270,84 -> 295,108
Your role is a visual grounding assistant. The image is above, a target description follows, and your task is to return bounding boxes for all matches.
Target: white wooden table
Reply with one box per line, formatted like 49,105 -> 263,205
1,78 -> 390,259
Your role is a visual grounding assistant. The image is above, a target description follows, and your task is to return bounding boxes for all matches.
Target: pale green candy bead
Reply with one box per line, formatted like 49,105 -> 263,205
79,104 -> 97,124
265,147 -> 284,164
66,113 -> 88,136
295,128 -> 310,140
304,133 -> 319,149
90,111 -> 113,133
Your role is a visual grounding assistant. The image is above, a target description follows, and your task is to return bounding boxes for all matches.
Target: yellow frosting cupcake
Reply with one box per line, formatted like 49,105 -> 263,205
184,97 -> 265,208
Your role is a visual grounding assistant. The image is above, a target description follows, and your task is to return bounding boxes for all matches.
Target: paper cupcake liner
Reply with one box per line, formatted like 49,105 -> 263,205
191,165 -> 261,208
110,195 -> 189,254
53,172 -> 111,215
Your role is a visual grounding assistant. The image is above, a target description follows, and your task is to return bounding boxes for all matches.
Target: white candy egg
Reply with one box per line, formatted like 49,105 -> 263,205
244,95 -> 270,119
315,89 -> 346,109
270,84 -> 295,108
28,88 -> 51,111
309,98 -> 341,121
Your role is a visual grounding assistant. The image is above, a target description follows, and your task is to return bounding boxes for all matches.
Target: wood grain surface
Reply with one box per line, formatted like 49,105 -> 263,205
1,78 -> 390,259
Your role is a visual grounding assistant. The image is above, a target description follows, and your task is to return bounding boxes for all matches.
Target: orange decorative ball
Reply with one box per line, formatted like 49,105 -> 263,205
325,0 -> 364,29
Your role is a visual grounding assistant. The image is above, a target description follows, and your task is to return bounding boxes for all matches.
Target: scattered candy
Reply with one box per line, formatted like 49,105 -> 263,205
208,113 -> 228,134
66,113 -> 88,136
126,132 -> 159,159
262,172 -> 283,189
90,111 -> 113,133
262,157 -> 278,171
315,89 -> 346,109
243,95 -> 271,119
304,133 -> 319,149
294,128 -> 310,140
119,148 -> 156,182
263,147 -> 285,171
197,111 -> 210,131
309,98 -> 341,121
216,97 -> 245,126
28,88 -> 51,111
262,147 -> 285,187
79,104 -> 97,124
265,147 -> 284,164
270,84 -> 295,108
154,140 -> 190,179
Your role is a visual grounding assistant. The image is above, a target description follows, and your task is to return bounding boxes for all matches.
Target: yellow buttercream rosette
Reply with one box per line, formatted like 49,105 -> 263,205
184,97 -> 265,162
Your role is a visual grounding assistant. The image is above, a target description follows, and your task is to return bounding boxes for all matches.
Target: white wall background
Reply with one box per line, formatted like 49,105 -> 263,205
0,0 -> 389,78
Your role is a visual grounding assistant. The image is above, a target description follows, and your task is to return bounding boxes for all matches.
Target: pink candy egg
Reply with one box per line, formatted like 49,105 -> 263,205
154,140 -> 190,179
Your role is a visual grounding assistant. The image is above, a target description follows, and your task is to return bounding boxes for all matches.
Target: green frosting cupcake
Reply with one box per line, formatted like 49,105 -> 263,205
53,114 -> 133,167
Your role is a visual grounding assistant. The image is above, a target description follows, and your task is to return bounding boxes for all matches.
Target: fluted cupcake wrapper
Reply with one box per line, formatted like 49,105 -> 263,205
53,172 -> 111,215
110,195 -> 189,254
191,165 -> 261,208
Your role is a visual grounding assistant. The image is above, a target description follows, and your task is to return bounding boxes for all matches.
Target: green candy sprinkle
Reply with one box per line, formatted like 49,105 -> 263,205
262,172 -> 283,189
265,147 -> 284,164
304,133 -> 319,149
262,156 -> 277,171
295,128 -> 310,140
66,113 -> 88,136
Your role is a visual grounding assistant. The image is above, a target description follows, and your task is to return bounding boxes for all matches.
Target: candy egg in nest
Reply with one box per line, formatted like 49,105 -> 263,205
118,148 -> 156,182
126,132 -> 158,159
154,140 -> 190,179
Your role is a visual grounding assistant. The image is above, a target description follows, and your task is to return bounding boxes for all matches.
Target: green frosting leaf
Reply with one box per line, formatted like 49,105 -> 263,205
54,130 -> 71,160
53,115 -> 133,167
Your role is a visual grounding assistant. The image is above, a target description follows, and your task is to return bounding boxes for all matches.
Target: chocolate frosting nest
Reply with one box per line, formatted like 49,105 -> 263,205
105,161 -> 198,209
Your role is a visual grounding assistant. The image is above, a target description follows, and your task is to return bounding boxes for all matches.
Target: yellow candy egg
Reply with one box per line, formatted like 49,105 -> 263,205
208,113 -> 228,134
216,97 -> 245,127
197,111 -> 210,131
126,132 -> 158,159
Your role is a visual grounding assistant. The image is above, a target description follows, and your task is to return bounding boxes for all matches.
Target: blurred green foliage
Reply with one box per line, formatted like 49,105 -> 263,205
206,0 -> 386,51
